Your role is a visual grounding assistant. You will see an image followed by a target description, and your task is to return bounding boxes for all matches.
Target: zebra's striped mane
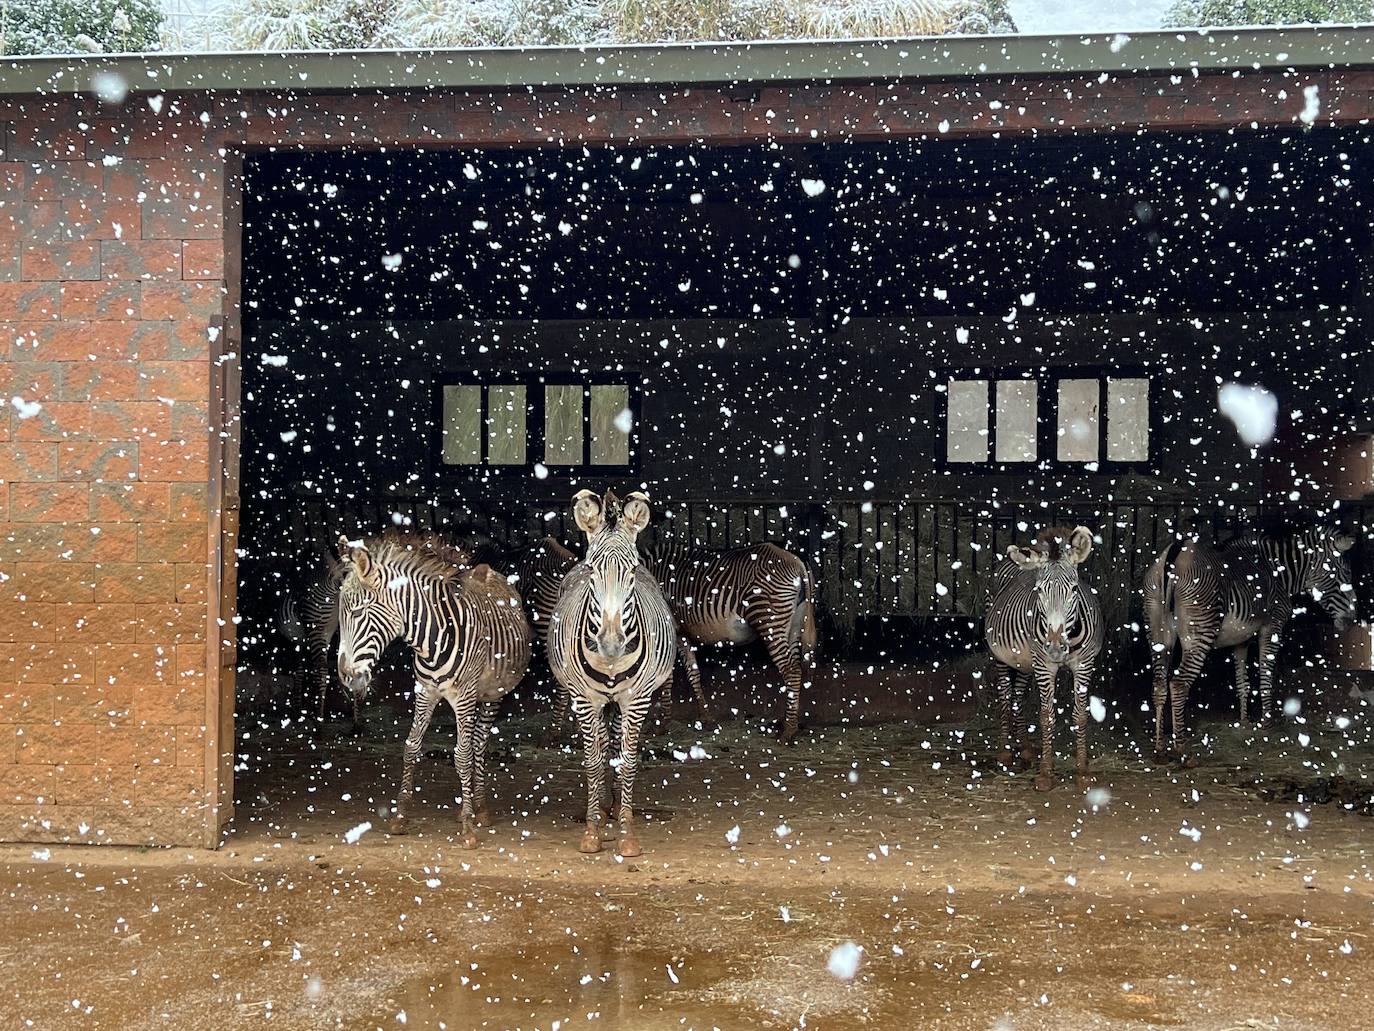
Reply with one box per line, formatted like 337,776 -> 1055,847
361,532 -> 473,583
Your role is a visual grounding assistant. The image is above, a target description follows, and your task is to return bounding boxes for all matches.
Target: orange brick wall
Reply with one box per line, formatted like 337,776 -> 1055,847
0,93 -> 221,846
1,66 -> 1372,846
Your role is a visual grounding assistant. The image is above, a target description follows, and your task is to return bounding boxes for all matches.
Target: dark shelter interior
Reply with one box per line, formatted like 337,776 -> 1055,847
232,128 -> 1374,799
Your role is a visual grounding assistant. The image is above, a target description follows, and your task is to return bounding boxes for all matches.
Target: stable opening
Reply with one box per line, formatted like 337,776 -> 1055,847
225,130 -> 1372,842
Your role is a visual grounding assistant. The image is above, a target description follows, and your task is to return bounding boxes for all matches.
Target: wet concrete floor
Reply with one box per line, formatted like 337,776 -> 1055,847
3,718 -> 1372,1030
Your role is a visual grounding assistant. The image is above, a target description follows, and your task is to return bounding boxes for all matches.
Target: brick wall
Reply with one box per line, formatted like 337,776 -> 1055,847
0,67 -> 1369,846
0,93 -> 221,845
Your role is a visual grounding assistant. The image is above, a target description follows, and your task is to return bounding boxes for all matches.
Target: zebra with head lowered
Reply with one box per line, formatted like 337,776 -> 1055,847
334,534 -> 531,847
985,526 -> 1103,791
641,540 -> 817,741
279,530 -> 472,728
1144,527 -> 1356,763
546,489 -> 678,857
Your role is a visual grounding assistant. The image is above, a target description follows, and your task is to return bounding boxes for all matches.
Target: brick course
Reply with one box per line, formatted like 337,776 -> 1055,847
2,66 -> 1372,846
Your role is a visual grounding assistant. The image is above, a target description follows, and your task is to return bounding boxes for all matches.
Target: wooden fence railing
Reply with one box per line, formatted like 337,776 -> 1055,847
271,491 -> 1373,667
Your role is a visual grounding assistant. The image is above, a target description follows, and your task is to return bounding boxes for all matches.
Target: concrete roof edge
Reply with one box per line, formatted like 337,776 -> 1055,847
2,26 -> 1373,96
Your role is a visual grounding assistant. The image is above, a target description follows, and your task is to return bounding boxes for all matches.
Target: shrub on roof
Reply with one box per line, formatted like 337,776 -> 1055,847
1,0 -> 162,55
1162,0 -> 1374,27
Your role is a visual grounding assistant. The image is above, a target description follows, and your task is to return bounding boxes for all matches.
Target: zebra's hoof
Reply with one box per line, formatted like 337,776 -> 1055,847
473,808 -> 492,828
388,817 -> 409,836
1019,749 -> 1037,770
1179,754 -> 1199,769
1152,749 -> 1171,766
1076,772 -> 1095,790
997,749 -> 1014,768
1033,774 -> 1054,792
579,831 -> 602,854
461,833 -> 479,851
779,727 -> 800,745
617,837 -> 643,858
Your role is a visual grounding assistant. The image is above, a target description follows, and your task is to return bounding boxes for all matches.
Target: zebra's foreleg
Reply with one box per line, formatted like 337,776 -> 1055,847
1071,660 -> 1094,788
994,662 -> 1014,768
1012,671 -> 1036,767
677,637 -> 717,729
470,698 -> 500,828
1232,644 -> 1252,729
389,683 -> 440,835
310,634 -> 332,724
614,689 -> 656,858
572,695 -> 610,854
1033,662 -> 1058,791
451,695 -> 480,850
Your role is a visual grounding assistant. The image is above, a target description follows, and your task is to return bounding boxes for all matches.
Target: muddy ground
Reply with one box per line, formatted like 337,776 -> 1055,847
3,703 -> 1373,1030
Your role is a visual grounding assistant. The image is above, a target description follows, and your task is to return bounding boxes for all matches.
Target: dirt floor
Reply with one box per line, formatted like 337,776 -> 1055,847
3,698 -> 1374,1030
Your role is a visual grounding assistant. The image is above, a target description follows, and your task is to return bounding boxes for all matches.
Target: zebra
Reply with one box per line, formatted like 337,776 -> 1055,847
1144,527 -> 1356,763
985,526 -> 1103,791
641,540 -> 817,742
334,534 -> 530,846
277,548 -> 347,723
546,489 -> 678,857
279,530 -> 471,728
493,537 -> 580,742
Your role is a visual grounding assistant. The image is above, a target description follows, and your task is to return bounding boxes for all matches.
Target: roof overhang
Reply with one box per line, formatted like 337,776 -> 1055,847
2,25 -> 1374,97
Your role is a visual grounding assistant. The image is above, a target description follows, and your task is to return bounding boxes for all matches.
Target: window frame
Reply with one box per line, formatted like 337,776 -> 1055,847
936,364 -> 1155,472
432,373 -> 642,478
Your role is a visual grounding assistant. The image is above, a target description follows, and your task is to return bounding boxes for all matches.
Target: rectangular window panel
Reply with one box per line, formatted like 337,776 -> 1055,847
1057,378 -> 1100,463
441,384 -> 481,465
946,378 -> 989,463
590,384 -> 631,466
1107,377 -> 1150,462
995,380 -> 1038,463
486,384 -> 527,465
544,384 -> 585,465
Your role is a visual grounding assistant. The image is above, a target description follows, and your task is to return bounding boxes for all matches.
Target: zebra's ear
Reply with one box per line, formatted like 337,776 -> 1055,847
1007,545 -> 1043,568
572,489 -> 604,536
1334,532 -> 1356,553
620,491 -> 651,538
1066,526 -> 1095,565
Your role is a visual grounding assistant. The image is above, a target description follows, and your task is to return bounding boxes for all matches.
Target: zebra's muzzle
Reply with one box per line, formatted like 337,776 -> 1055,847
337,658 -> 373,697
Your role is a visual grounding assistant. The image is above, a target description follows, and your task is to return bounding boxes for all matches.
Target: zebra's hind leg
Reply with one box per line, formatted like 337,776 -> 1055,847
541,682 -> 571,749
451,695 -> 481,850
389,683 -> 440,835
1232,644 -> 1252,729
1255,623 -> 1282,728
613,688 -> 656,858
1032,663 -> 1058,791
1149,626 -> 1175,764
1169,641 -> 1214,767
677,638 -> 717,729
571,696 -> 610,854
470,698 -> 500,828
745,606 -> 802,743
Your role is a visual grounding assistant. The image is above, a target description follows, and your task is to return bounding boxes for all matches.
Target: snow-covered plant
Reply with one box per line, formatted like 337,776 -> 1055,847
1,0 -> 162,55
1163,0 -> 1374,26
210,0 -> 392,51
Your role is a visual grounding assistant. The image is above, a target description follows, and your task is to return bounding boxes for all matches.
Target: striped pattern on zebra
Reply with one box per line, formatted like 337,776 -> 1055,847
1144,527 -> 1356,762
641,540 -> 817,742
985,526 -> 1103,791
279,530 -> 470,727
546,489 -> 678,857
334,534 -> 531,847
494,537 -> 580,741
